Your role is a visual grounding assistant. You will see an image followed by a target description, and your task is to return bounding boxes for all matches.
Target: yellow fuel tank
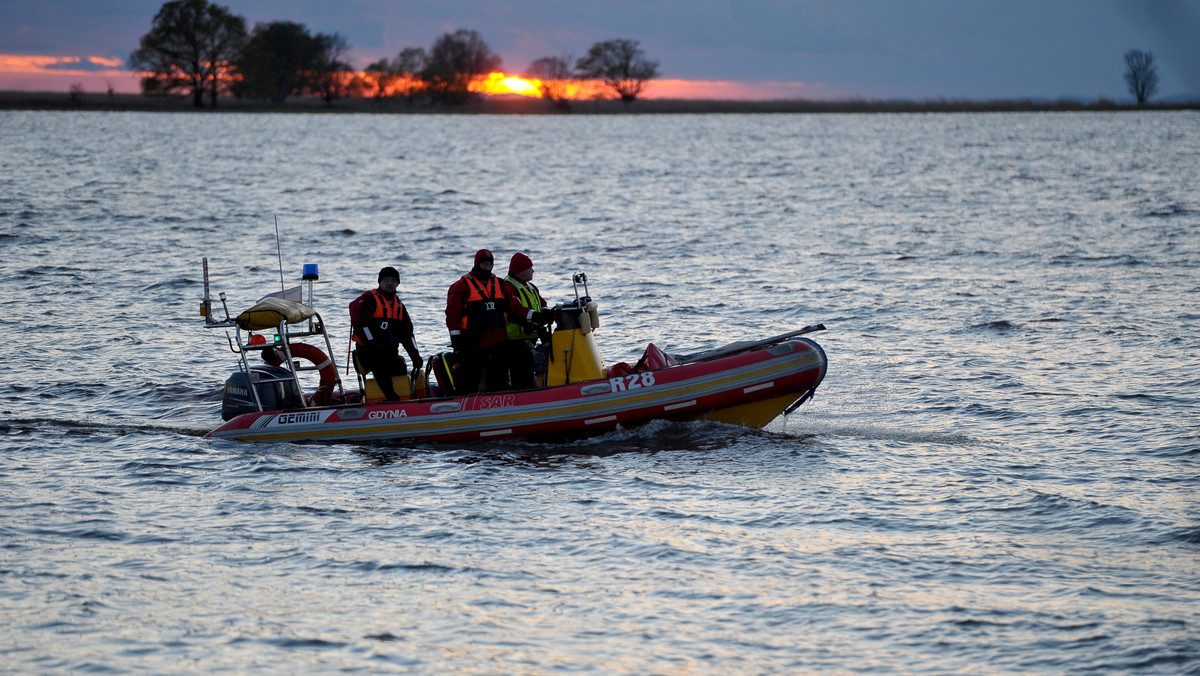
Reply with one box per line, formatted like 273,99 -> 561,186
545,301 -> 607,386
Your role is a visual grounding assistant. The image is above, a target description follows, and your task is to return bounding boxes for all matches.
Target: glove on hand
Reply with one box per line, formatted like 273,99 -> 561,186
531,309 -> 554,325
450,334 -> 467,352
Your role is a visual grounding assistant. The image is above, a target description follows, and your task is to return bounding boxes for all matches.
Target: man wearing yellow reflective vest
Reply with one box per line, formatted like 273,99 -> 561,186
502,252 -> 550,390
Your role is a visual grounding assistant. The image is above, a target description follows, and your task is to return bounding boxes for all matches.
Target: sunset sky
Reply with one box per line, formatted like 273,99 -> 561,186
2,0 -> 1198,100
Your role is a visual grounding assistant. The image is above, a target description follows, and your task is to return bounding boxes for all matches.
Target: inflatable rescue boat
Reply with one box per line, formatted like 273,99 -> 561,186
201,261 -> 827,444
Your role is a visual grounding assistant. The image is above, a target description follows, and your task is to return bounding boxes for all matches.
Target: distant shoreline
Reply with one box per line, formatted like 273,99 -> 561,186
2,90 -> 1197,114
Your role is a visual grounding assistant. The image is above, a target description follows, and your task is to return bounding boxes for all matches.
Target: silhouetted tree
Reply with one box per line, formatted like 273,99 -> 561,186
526,55 -> 575,110
418,63 -> 468,105
129,0 -> 246,108
1124,49 -> 1159,105
363,47 -> 430,101
362,58 -> 396,98
392,47 -> 428,101
233,21 -> 321,104
310,32 -> 354,104
394,47 -> 428,76
576,39 -> 659,102
422,29 -> 501,105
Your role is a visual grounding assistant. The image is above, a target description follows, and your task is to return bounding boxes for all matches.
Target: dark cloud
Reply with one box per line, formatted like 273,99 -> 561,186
3,0 -> 1198,99
1118,0 -> 1200,93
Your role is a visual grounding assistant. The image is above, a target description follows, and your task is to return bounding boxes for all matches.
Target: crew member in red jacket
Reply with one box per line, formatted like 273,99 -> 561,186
446,249 -> 548,393
352,267 -> 422,401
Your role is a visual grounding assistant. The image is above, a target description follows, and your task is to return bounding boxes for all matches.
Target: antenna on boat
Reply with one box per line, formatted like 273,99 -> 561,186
274,214 -> 286,295
201,256 -> 212,321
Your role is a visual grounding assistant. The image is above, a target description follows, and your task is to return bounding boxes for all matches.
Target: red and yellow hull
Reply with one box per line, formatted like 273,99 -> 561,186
207,336 -> 826,444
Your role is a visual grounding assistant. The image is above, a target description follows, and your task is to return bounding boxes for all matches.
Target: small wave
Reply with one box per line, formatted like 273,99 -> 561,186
962,402 -> 1024,420
69,528 -> 128,541
1143,204 -> 1195,218
258,637 -> 349,649
140,277 -> 193,292
970,320 -> 1019,332
953,617 -> 1012,628
1153,526 -> 1200,545
19,265 -> 84,279
347,560 -> 458,573
0,417 -> 209,438
0,231 -> 56,245
1049,253 -> 1145,267
1010,171 -> 1045,182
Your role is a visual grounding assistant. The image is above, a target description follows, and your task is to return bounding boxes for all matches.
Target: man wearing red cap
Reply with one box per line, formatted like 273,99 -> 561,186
503,252 -> 549,390
445,249 -> 548,393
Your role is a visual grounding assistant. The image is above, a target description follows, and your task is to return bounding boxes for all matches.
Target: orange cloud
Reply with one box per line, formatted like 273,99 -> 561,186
89,56 -> 125,68
0,53 -> 142,93
644,79 -> 815,100
0,54 -> 72,73
0,54 -> 128,74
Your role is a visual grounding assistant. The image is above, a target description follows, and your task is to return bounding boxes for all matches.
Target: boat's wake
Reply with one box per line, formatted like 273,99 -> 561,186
354,417 -> 820,465
0,416 -> 211,439
788,418 -> 978,447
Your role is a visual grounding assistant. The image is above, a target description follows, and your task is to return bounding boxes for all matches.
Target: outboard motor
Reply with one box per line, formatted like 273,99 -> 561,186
221,364 -> 303,421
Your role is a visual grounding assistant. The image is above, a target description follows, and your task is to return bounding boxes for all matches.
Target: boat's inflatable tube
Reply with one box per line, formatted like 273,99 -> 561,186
263,343 -> 337,405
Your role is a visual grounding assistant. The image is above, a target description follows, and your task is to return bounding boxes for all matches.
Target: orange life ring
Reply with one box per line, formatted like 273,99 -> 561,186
263,342 -> 338,406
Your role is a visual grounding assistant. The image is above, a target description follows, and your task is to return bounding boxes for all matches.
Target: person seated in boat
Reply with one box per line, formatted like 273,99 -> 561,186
445,249 -> 550,393
502,252 -> 550,390
351,266 -> 422,401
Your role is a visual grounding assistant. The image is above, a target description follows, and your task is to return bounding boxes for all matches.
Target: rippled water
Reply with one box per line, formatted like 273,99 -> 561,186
2,110 -> 1198,673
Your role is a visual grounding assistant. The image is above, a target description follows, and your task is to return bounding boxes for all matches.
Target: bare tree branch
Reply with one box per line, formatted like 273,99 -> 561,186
1124,49 -> 1159,105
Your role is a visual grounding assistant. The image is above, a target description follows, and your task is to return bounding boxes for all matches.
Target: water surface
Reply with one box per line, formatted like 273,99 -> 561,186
1,110 -> 1198,673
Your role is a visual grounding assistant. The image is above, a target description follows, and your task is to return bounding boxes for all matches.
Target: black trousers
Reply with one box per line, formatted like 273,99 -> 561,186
358,343 -> 408,400
457,340 -> 535,394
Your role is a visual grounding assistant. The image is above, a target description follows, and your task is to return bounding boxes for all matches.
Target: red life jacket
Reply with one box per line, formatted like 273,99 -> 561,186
460,275 -> 507,331
351,290 -> 405,345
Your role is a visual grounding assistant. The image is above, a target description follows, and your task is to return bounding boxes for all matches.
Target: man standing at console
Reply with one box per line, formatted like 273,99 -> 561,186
503,252 -> 550,390
445,249 -> 547,393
